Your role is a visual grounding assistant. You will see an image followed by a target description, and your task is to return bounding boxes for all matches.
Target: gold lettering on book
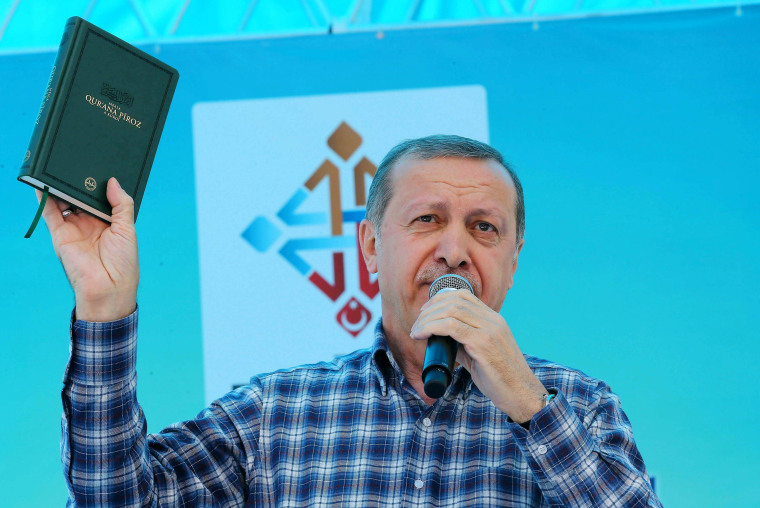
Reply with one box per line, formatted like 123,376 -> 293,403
35,66 -> 56,126
84,94 -> 143,129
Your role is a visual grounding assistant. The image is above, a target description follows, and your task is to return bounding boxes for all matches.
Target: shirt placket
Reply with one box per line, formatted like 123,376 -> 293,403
401,405 -> 439,506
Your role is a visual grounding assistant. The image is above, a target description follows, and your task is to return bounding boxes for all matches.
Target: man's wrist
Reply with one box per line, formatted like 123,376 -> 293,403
502,373 -> 550,424
511,391 -> 547,425
75,299 -> 137,323
506,388 -> 559,429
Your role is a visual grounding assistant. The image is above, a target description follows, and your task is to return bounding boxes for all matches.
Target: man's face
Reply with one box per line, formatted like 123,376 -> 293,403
360,156 -> 523,344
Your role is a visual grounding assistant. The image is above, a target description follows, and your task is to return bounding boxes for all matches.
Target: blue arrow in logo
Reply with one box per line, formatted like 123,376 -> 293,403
279,236 -> 356,275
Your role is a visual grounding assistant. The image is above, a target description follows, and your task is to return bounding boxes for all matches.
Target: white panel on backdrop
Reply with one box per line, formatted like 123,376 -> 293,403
192,86 -> 489,403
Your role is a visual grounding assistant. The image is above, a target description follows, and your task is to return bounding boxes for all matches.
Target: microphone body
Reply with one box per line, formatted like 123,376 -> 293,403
421,274 -> 474,398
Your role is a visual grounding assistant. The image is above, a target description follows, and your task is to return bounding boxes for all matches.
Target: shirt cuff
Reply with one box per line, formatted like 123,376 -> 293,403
506,389 -> 595,481
65,306 -> 139,386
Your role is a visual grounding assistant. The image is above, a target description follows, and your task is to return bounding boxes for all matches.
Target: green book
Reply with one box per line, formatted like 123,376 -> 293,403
18,16 -> 179,223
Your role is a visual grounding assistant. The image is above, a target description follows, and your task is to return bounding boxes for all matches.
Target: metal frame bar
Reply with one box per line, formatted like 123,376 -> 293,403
313,0 -> 331,24
407,0 -> 424,22
170,0 -> 193,36
128,0 -> 156,38
498,0 -> 513,15
0,0 -> 756,53
349,0 -> 364,23
349,0 -> 373,24
0,0 -> 21,43
83,0 -> 99,19
300,0 -> 319,27
239,0 -> 260,32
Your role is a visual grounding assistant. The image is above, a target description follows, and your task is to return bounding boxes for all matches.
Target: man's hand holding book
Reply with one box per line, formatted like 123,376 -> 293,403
38,177 -> 139,322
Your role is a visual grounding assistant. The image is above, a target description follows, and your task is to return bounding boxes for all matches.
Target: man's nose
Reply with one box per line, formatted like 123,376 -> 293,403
434,225 -> 471,269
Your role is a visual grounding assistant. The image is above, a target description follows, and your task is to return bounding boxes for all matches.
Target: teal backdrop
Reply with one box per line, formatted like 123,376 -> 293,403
1,5 -> 758,506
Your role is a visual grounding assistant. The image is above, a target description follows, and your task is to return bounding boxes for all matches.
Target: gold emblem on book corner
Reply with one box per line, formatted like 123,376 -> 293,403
23,150 -> 30,163
84,177 -> 97,191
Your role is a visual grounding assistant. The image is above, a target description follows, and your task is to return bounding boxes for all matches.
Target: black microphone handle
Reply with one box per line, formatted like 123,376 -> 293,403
422,334 -> 458,399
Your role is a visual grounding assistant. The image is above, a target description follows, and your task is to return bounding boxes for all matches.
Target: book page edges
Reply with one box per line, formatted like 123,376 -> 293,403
18,176 -> 112,223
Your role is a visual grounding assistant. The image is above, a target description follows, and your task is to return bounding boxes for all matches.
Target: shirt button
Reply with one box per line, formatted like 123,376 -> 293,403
537,445 -> 548,455
422,418 -> 432,427
414,479 -> 424,489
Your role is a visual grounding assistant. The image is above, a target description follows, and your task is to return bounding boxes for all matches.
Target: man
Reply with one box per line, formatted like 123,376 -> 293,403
45,135 -> 662,506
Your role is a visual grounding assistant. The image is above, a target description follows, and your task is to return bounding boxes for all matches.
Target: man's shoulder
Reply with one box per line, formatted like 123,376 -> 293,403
524,354 -> 599,381
249,346 -> 376,391
194,348 -> 377,428
524,354 -> 615,405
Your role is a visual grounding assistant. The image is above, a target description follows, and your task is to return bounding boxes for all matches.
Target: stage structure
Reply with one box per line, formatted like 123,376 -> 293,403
0,0 -> 754,50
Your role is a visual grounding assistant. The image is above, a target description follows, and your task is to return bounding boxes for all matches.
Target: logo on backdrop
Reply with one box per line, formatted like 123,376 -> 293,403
241,121 -> 379,337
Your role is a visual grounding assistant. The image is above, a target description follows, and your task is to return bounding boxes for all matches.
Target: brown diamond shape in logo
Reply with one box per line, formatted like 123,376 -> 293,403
327,122 -> 362,161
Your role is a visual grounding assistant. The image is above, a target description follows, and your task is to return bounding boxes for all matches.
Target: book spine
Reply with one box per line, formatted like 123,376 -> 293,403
18,17 -> 81,178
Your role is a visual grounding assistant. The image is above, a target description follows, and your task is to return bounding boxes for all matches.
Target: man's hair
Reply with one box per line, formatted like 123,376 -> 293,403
365,135 -> 525,244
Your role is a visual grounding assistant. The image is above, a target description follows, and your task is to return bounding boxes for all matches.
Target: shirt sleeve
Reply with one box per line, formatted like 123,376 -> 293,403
61,307 -> 255,507
506,385 -> 664,508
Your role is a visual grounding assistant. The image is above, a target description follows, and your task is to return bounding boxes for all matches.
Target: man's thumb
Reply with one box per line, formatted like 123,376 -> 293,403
106,177 -> 135,225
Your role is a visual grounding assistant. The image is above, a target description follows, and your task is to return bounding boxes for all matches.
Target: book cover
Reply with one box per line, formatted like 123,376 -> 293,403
18,16 -> 179,223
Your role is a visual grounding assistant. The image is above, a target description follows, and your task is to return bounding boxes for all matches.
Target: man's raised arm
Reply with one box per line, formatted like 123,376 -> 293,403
42,182 -> 249,505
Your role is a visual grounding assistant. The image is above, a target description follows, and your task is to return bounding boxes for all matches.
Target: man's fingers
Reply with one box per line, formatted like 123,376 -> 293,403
455,348 -> 473,372
413,298 -> 482,339
106,177 -> 135,226
411,316 -> 475,345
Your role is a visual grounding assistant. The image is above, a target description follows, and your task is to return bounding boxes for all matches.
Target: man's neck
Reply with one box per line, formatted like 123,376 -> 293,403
384,325 -> 438,407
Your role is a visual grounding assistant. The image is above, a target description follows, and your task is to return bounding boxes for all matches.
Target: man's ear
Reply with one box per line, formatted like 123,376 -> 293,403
358,219 -> 378,274
512,238 -> 524,271
506,238 -> 524,290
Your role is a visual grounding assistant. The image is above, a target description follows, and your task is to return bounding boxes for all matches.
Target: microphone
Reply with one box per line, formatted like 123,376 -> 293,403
421,274 -> 474,399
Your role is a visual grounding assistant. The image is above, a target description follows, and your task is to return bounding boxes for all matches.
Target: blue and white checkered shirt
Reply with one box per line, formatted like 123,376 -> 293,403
62,309 -> 662,507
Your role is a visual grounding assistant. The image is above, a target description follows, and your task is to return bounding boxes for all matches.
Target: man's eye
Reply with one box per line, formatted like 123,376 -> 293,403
477,222 -> 496,232
417,215 -> 434,223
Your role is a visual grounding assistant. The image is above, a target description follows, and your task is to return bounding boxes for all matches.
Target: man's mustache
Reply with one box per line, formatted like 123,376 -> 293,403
415,266 -> 481,297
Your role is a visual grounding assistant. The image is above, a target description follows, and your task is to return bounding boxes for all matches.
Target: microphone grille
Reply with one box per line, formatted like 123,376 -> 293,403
428,274 -> 474,299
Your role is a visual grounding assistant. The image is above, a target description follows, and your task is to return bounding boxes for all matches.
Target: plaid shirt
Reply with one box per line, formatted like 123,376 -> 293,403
62,309 -> 662,507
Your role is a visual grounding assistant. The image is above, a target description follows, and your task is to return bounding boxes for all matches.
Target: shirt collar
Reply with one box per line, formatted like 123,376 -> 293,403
370,317 -> 475,398
370,318 -> 397,396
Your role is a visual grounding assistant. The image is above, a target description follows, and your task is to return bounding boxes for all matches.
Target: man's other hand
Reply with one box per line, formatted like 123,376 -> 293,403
411,289 -> 547,424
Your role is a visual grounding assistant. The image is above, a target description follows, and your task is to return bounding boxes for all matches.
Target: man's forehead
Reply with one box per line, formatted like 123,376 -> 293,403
393,155 -> 513,184
391,156 -> 517,201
